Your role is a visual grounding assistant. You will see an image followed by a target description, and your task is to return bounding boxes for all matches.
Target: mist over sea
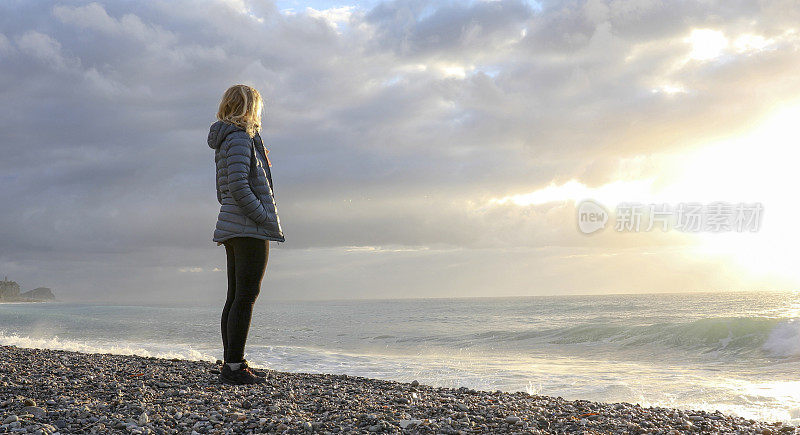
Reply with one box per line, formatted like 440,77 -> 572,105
2,291 -> 799,424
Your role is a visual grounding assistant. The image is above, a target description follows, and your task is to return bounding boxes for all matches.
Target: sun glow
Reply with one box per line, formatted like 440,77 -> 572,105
685,103 -> 800,284
490,101 -> 800,286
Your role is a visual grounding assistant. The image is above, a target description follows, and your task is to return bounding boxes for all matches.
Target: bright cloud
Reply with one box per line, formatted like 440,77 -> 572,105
685,28 -> 728,61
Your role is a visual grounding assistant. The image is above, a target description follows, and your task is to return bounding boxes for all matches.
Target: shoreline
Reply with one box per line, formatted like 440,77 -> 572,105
0,345 -> 795,434
0,299 -> 55,303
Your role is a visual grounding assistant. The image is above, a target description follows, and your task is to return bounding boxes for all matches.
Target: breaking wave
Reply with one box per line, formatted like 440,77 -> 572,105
450,316 -> 800,359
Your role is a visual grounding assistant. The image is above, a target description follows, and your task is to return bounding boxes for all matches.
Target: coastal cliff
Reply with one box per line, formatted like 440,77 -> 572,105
19,287 -> 56,301
0,278 -> 55,302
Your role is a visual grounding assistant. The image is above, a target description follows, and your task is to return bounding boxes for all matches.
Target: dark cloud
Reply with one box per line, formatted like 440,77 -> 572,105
366,0 -> 533,59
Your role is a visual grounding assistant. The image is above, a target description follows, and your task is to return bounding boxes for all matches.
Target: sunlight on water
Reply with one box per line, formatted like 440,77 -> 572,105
743,380 -> 800,408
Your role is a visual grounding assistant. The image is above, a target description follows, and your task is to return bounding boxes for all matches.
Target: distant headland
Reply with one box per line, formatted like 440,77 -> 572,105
0,276 -> 56,302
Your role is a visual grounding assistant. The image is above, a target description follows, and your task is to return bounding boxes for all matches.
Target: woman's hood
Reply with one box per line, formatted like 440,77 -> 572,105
207,120 -> 245,150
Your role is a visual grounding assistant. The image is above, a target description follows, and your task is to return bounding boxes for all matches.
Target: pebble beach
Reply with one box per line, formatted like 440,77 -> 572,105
0,345 -> 796,434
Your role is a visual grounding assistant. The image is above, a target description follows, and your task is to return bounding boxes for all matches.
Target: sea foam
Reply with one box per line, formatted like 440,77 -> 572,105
0,330 -> 214,362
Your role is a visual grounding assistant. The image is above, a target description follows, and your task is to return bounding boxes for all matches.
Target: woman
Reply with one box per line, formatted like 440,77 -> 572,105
207,84 -> 285,385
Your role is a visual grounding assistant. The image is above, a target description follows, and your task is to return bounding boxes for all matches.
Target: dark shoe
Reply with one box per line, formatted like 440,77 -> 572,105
219,363 -> 266,385
240,359 -> 268,377
218,359 -> 268,377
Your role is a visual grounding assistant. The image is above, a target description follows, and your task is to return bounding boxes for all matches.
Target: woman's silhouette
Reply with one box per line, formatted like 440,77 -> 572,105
207,84 -> 285,385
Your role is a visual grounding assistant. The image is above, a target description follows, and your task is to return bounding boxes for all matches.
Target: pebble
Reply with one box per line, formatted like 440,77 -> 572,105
0,344 -> 793,435
399,419 -> 423,428
22,406 -> 46,418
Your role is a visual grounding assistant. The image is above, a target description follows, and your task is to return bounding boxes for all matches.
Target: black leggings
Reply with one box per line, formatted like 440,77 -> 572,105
221,237 -> 269,363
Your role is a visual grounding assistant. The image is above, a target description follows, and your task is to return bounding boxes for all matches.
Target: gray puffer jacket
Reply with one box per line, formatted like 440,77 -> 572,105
208,120 -> 285,243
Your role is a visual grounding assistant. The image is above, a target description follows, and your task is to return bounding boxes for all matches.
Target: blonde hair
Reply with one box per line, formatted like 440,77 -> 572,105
216,84 -> 263,137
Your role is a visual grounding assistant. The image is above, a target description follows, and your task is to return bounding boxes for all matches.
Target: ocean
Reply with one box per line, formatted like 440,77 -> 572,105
1,291 -> 799,424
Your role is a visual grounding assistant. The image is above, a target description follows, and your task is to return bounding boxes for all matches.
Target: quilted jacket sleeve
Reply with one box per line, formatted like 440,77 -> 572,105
220,136 -> 270,226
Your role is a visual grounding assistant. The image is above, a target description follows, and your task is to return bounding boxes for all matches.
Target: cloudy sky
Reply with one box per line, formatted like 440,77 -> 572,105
1,0 -> 799,304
